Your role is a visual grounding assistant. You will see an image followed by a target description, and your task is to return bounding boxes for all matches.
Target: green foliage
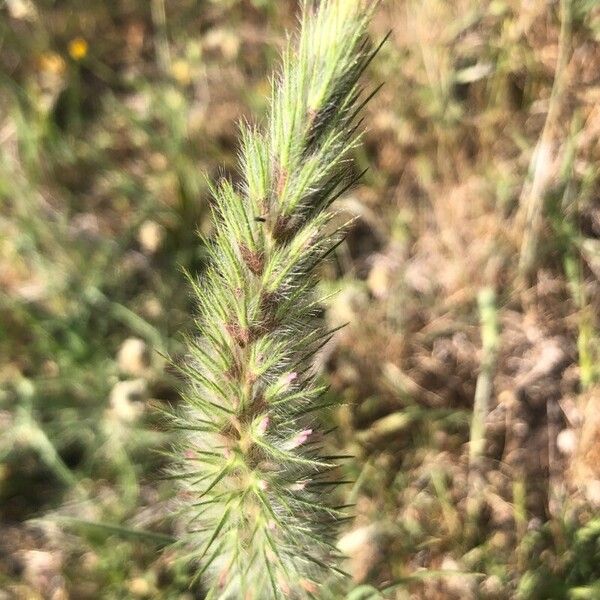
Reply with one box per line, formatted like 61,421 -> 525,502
517,517 -> 600,600
167,1 -> 377,597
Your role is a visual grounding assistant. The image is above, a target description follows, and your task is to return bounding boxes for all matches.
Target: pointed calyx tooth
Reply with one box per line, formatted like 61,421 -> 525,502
256,416 -> 270,436
240,244 -> 265,275
225,322 -> 250,347
272,214 -> 300,244
285,429 -> 314,450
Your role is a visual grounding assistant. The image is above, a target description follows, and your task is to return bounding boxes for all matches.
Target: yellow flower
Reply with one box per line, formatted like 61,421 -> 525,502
38,51 -> 66,75
68,37 -> 88,61
171,59 -> 191,86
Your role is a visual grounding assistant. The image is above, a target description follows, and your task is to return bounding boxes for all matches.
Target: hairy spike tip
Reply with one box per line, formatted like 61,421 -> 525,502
166,1 -> 380,597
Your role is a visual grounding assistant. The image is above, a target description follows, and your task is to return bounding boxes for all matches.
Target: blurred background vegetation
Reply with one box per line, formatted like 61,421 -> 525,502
1,0 -> 600,598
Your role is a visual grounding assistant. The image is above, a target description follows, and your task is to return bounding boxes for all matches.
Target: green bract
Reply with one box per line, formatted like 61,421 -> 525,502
167,2 -> 378,597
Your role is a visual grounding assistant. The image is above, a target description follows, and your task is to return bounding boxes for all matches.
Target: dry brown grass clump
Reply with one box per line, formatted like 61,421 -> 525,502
326,1 -> 600,596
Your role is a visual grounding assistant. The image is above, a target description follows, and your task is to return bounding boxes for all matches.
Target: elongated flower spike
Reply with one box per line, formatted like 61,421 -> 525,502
167,1 -> 380,597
